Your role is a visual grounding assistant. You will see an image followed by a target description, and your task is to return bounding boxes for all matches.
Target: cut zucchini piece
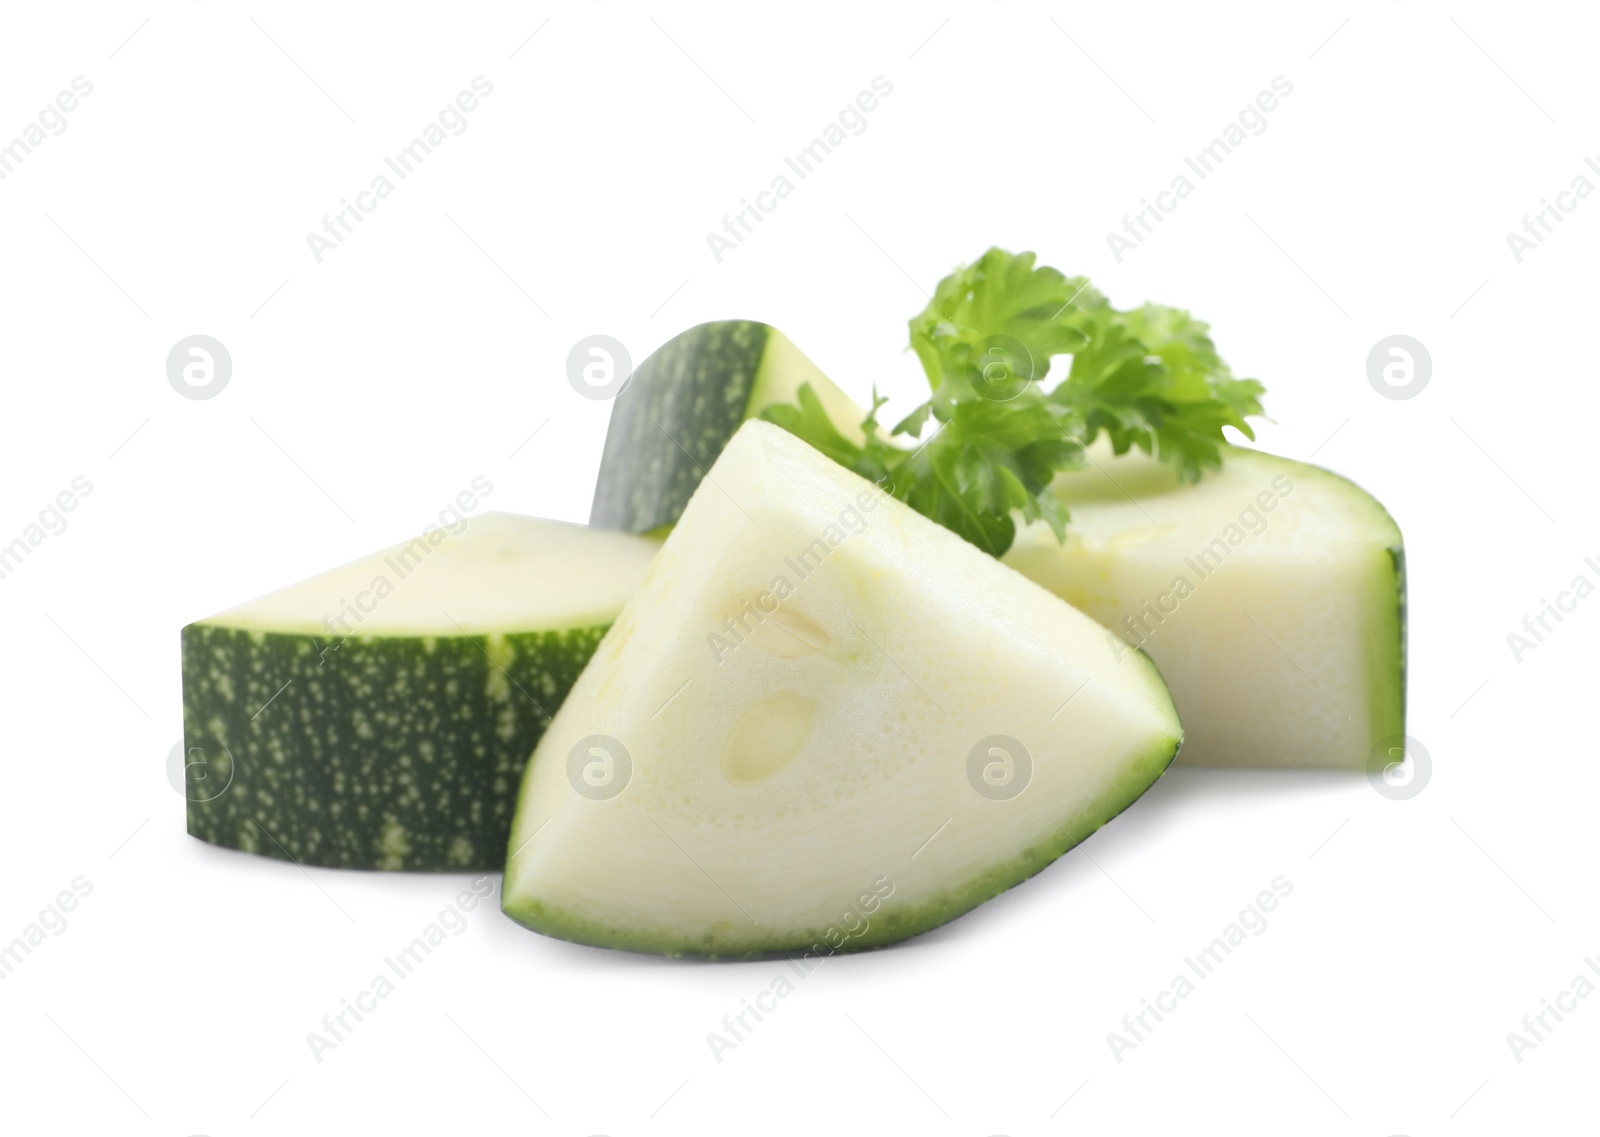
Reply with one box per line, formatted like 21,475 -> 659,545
590,321 -> 864,534
506,421 -> 1181,956
1004,446 -> 1404,768
181,513 -> 659,870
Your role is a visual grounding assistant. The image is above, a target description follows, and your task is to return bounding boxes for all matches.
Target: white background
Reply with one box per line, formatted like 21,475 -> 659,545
1,1 -> 1594,1133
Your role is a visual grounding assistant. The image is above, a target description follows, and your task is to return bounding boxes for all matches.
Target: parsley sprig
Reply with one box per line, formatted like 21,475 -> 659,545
762,247 -> 1266,556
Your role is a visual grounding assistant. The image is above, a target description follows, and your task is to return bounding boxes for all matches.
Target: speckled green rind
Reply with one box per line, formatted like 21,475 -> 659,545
183,622 -> 607,871
590,321 -> 773,534
502,660 -> 1182,959
1389,544 -> 1407,738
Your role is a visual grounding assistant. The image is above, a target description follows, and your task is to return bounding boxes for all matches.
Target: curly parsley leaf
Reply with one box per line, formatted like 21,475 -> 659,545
1053,303 -> 1266,482
762,381 -> 1080,555
909,248 -> 1103,405
764,247 -> 1266,554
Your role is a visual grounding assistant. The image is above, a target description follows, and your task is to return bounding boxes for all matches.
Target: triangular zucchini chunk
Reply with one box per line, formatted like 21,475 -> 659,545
506,422 -> 1180,956
182,513 -> 659,871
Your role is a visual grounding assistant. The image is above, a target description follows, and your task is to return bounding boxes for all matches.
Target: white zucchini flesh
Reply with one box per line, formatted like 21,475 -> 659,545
1004,446 -> 1404,769
203,512 -> 658,637
505,421 -> 1181,956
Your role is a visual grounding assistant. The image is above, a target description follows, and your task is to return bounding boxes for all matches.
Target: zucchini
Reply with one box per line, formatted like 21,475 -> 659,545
505,421 -> 1181,956
588,321 -> 1399,770
590,321 -> 863,534
181,513 -> 658,870
1004,446 -> 1404,768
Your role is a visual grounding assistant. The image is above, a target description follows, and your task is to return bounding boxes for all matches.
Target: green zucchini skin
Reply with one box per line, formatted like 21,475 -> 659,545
590,321 -> 774,534
182,622 -> 606,871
